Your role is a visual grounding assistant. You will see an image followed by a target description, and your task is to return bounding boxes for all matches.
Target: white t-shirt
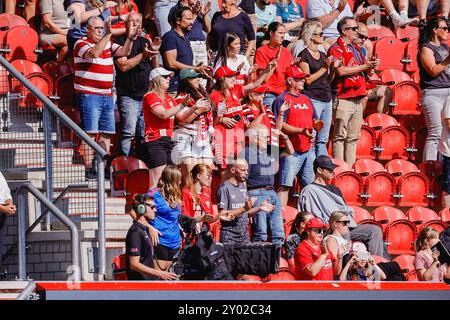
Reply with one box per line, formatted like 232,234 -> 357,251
306,0 -> 354,39
213,54 -> 251,77
438,98 -> 450,157
0,172 -> 12,204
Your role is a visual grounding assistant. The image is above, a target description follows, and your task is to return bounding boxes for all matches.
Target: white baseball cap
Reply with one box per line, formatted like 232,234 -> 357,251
149,67 -> 174,82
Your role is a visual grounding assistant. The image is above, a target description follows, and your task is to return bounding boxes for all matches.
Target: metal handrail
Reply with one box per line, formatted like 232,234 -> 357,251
16,183 -> 80,282
16,281 -> 36,300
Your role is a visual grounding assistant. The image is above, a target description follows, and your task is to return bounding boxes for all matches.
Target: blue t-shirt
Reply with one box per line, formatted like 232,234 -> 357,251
275,1 -> 304,24
149,190 -> 182,250
242,146 -> 277,188
169,5 -> 206,41
66,0 -> 111,40
160,29 -> 194,92
255,4 -> 278,38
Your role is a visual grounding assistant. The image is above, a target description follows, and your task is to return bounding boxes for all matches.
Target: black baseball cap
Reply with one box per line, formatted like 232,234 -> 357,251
314,155 -> 339,171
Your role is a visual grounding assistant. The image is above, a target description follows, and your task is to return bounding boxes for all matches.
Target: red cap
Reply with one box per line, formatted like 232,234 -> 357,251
285,66 -> 309,79
251,86 -> 269,94
214,66 -> 238,79
304,218 -> 326,230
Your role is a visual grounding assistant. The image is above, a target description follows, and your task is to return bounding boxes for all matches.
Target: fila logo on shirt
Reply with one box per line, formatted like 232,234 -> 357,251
292,103 -> 309,110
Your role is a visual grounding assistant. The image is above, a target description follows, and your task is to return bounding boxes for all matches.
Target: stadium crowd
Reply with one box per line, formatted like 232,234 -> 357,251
1,0 -> 450,283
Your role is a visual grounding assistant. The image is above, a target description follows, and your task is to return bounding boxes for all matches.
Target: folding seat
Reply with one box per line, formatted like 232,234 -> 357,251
385,217 -> 417,255
354,159 -> 397,206
351,206 -> 382,228
125,168 -> 150,205
410,127 -> 427,162
418,161 -> 442,179
3,25 -> 40,62
393,254 -> 418,281
112,254 -> 127,280
379,68 -> 411,85
0,64 -> 9,95
395,25 -> 419,42
17,72 -> 53,108
438,208 -> 450,224
385,159 -> 419,177
331,171 -> 365,206
356,125 -> 377,160
284,219 -> 294,239
372,206 -> 406,233
428,174 -> 444,208
10,59 -> 42,92
42,61 -> 74,81
55,73 -> 75,108
401,39 -> 419,73
405,206 -> 446,233
282,205 -> 298,225
110,156 -> 148,197
367,24 -> 395,41
0,13 -> 27,45
331,158 -> 352,175
365,113 -> 399,133
376,125 -> 411,160
398,115 -> 425,135
372,36 -> 406,70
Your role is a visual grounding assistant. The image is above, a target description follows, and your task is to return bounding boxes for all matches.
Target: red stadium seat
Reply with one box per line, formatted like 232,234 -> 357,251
402,39 -> 419,73
418,161 -> 443,179
420,220 -> 448,234
438,208 -> 450,224
356,125 -> 377,160
3,25 -> 40,62
0,64 -> 9,95
59,106 -> 82,149
210,220 -> 221,242
331,158 -> 352,175
0,13 -> 27,45
385,220 -> 417,255
110,156 -> 148,197
389,81 -> 421,115
351,206 -> 382,228
393,254 -> 418,281
282,205 -> 298,224
17,72 -> 53,108
372,36 -> 406,70
55,73 -> 75,107
412,70 -> 420,84
429,174 -> 444,208
395,25 -> 419,42
372,206 -> 406,232
331,171 -> 364,206
364,171 -> 397,206
376,125 -> 411,160
385,159 -> 419,177
365,113 -> 399,133
112,254 -> 127,280
396,171 -> 429,206
42,61 -> 73,81
10,59 -> 42,91
406,206 -> 439,225
398,115 -> 425,134
367,24 -> 395,41
372,255 -> 389,264
284,219 -> 294,237
379,68 -> 411,86
354,159 -> 385,179
125,169 -> 150,205
410,127 -> 427,162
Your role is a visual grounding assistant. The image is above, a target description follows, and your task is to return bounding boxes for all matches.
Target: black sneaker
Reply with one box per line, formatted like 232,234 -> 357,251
85,167 -> 97,180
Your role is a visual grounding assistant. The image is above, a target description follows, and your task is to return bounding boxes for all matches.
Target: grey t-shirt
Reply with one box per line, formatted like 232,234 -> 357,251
40,0 -> 69,34
217,180 -> 250,245
306,0 -> 353,39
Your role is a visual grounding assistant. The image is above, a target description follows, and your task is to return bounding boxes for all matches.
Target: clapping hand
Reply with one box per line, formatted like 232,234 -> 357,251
259,200 -> 275,212
244,197 -> 257,211
194,98 -> 211,114
149,36 -> 162,51
142,43 -> 159,60
331,57 -> 343,69
201,0 -> 212,16
279,100 -> 291,114
105,17 -> 112,35
313,119 -> 325,131
2,203 -> 16,216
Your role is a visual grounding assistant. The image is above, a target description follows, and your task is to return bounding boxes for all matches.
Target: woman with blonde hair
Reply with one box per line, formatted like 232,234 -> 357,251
148,165 -> 183,272
324,211 -> 352,276
414,226 -> 450,282
142,67 -> 207,185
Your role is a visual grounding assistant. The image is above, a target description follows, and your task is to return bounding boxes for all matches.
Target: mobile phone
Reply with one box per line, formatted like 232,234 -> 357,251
232,114 -> 242,122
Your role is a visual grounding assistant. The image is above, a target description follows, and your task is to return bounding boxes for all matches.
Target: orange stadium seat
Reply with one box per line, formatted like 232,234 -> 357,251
331,171 -> 364,206
110,156 -> 148,197
385,219 -> 417,255
393,254 -> 418,281
402,39 -> 419,73
395,25 -> 419,42
372,36 -> 406,70
438,208 -> 450,224
3,25 -> 40,62
112,254 -> 127,280
356,125 -> 377,159
418,161 -> 443,179
367,24 -> 395,41
125,168 -> 150,205
372,206 -> 406,232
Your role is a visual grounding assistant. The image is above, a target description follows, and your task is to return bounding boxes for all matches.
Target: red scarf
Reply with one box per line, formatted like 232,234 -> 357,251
335,37 -> 367,99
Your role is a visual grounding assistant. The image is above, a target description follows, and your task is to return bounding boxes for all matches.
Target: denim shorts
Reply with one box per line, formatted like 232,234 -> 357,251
76,93 -> 115,134
279,148 -> 315,187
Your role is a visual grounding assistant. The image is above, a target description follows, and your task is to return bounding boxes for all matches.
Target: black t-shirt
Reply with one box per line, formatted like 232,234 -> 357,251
125,221 -> 156,280
239,0 -> 255,14
114,35 -> 152,99
298,48 -> 332,102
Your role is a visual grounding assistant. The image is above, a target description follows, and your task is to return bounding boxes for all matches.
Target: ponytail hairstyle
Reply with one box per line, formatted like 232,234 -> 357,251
415,226 -> 439,252
187,164 -> 212,205
157,165 -> 183,208
418,17 -> 447,48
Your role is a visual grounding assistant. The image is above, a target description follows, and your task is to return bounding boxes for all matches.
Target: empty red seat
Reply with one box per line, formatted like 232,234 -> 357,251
0,13 -> 27,45
55,73 -> 75,107
365,113 -> 399,133
372,206 -> 406,232
377,125 -> 410,160
351,206 -> 382,228
398,115 -> 425,134
395,25 -> 419,42
264,269 -> 296,281
385,159 -> 419,177
331,171 -> 364,206
42,60 -> 74,93
402,39 -> 419,73
331,158 -> 352,175
410,127 -> 427,162
17,72 -> 53,108
3,25 -> 40,62
356,125 -> 377,160
10,59 -> 42,91
372,36 -> 406,70
385,219 -> 417,255
282,205 -> 298,224
354,159 -> 385,179
396,172 -> 429,206
110,156 -> 148,197
379,68 -> 411,86
393,254 -> 418,281
438,208 -> 450,224
418,161 -> 442,179
112,254 -> 127,280
429,174 -> 444,208
125,168 -> 150,205
406,206 -> 438,224
367,24 -> 395,41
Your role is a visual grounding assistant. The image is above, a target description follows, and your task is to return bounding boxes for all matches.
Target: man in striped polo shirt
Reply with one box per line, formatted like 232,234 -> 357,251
74,16 -> 138,179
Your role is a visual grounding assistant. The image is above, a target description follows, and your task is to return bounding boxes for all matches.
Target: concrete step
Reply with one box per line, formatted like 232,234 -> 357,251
0,147 -> 74,167
80,221 -> 132,231
0,293 -> 20,300
104,197 -> 127,214
0,131 -> 58,142
83,229 -> 128,240
0,281 -> 29,300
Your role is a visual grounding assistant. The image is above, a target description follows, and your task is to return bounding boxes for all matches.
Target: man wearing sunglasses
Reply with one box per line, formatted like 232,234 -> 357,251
125,193 -> 179,280
299,155 -> 390,260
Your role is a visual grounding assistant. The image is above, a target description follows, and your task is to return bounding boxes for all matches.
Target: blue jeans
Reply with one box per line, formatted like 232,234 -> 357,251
248,188 -> 284,245
311,98 -> 332,157
280,148 -> 315,187
76,93 -> 115,134
263,93 -> 278,113
154,1 -> 177,37
117,96 -> 144,156
442,155 -> 450,194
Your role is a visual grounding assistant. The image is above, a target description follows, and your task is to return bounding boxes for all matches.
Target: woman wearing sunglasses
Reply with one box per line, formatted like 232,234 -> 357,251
294,217 -> 335,280
418,17 -> 450,164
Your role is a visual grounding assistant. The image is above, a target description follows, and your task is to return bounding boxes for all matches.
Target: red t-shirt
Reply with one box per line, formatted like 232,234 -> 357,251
254,45 -> 293,95
273,92 -> 314,152
181,187 -> 213,219
110,1 -> 139,29
142,92 -> 176,142
242,104 -> 278,147
294,240 -> 335,281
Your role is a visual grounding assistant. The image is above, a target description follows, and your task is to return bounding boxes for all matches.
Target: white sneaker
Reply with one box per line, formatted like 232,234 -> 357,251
392,15 -> 414,29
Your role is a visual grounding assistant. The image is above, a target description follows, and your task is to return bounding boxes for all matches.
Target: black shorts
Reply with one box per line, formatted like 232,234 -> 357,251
154,244 -> 179,261
143,137 -> 175,169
